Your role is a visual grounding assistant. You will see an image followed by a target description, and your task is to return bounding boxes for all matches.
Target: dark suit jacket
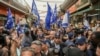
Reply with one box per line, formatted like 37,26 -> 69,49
31,31 -> 37,41
42,50 -> 54,56
47,51 -> 54,56
53,43 -> 64,56
63,47 -> 87,56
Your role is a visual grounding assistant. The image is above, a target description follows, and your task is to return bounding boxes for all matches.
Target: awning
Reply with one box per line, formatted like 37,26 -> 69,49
71,7 -> 93,16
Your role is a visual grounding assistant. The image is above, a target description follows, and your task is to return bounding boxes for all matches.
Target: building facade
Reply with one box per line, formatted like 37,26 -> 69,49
0,0 -> 36,26
68,0 -> 100,27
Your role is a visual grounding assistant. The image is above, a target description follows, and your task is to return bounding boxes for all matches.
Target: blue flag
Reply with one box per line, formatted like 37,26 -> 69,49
51,4 -> 57,24
31,0 -> 40,26
16,24 -> 24,34
5,8 -> 14,30
62,11 -> 70,28
57,18 -> 62,28
45,3 -> 52,30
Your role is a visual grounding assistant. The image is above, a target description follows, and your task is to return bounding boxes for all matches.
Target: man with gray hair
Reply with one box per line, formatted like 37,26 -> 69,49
21,47 -> 35,56
31,40 -> 45,56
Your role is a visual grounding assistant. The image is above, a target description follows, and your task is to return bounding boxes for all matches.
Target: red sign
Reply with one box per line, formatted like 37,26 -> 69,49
68,5 -> 77,13
68,0 -> 81,13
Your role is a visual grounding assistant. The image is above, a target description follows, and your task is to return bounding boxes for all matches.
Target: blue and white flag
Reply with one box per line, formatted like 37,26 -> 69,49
31,0 -> 40,26
5,8 -> 14,30
51,4 -> 57,24
62,11 -> 70,28
57,18 -> 62,28
16,24 -> 24,34
45,3 -> 52,30
83,19 -> 90,29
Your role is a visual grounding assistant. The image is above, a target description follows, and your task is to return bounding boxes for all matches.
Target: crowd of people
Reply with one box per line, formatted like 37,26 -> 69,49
0,22 -> 100,56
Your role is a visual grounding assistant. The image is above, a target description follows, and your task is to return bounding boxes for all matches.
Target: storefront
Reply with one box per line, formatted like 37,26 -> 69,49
68,0 -> 90,25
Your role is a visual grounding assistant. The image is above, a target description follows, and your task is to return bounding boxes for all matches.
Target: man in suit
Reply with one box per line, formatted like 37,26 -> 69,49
21,47 -> 35,56
41,41 -> 54,56
63,36 -> 88,56
53,36 -> 64,56
31,26 -> 37,41
31,40 -> 45,56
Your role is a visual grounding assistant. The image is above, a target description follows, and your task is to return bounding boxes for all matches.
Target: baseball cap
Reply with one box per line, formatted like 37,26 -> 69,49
68,32 -> 74,39
75,36 -> 86,45
65,40 -> 75,47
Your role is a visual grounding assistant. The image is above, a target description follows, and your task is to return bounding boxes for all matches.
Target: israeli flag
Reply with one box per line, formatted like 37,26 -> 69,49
51,4 -> 57,24
83,19 -> 90,29
62,11 -> 69,28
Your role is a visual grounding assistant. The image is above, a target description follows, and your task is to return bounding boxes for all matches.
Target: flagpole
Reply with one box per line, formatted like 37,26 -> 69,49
31,0 -> 40,27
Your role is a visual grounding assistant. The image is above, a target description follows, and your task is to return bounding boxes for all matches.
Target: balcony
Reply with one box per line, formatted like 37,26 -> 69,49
10,0 -> 28,12
1,0 -> 29,14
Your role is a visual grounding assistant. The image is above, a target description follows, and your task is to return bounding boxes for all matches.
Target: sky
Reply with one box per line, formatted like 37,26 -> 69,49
25,0 -> 65,22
